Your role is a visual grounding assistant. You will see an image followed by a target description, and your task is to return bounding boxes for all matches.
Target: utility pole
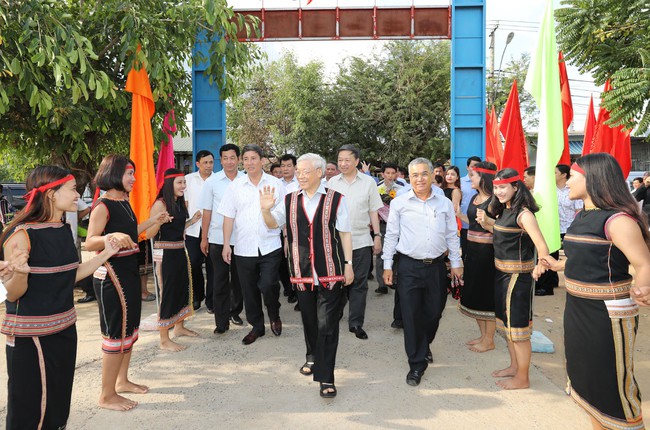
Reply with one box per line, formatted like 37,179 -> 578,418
488,24 -> 498,106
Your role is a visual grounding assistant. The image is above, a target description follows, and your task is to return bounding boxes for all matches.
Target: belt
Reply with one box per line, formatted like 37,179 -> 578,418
398,253 -> 445,265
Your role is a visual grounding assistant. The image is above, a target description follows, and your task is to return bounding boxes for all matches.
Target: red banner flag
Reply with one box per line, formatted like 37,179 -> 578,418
126,60 -> 157,231
499,80 -> 529,176
558,51 -> 573,165
590,80 -> 616,154
155,109 -> 177,191
485,106 -> 503,166
581,95 -> 595,156
611,130 -> 632,178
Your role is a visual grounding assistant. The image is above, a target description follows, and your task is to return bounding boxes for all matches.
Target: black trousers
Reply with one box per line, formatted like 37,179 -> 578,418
297,285 -> 344,384
392,255 -> 402,322
279,233 -> 293,297
236,248 -> 282,334
341,246 -> 372,329
186,233 -> 214,309
209,244 -> 243,329
397,254 -> 447,372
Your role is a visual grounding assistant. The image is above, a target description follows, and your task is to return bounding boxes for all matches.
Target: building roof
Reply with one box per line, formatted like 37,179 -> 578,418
173,134 -> 192,153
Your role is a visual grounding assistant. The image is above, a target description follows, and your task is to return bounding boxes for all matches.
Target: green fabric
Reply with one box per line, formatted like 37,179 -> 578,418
524,0 -> 563,253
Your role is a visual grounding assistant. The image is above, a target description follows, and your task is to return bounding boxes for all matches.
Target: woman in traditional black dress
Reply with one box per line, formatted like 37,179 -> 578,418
1,166 -> 118,429
86,155 -> 170,411
484,168 -> 548,390
147,169 -> 201,351
539,153 -> 650,429
457,162 -> 497,353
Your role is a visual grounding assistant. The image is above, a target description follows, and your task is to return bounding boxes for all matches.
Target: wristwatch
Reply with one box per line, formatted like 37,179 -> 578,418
345,260 -> 353,265
373,232 -> 383,238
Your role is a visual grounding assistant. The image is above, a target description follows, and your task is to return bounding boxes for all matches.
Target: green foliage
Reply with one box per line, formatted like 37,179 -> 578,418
228,41 -> 452,165
556,0 -> 650,133
0,0 -> 262,187
487,53 -> 538,129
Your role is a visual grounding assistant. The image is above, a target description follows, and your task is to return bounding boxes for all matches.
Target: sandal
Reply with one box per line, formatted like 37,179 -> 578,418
142,293 -> 155,302
320,382 -> 337,398
300,361 -> 314,376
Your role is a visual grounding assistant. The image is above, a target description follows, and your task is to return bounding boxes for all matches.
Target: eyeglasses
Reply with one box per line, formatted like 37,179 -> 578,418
410,172 -> 431,180
296,169 -> 317,177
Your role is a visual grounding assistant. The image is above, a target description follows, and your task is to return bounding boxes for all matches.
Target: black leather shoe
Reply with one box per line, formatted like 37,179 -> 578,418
535,289 -> 554,296
375,287 -> 388,294
230,315 -> 243,326
391,320 -> 403,329
207,308 -> 214,315
349,326 -> 368,340
288,294 -> 297,304
425,349 -> 433,364
406,369 -> 425,386
77,295 -> 96,303
294,303 -> 300,311
271,318 -> 282,336
242,330 -> 264,345
214,326 -> 229,334
193,301 -> 201,311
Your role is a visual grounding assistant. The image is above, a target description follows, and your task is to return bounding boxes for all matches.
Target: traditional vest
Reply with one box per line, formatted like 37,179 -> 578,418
285,189 -> 346,291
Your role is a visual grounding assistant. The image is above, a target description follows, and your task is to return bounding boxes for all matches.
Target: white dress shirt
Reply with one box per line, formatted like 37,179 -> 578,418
282,176 -> 298,189
396,183 -> 444,198
198,169 -> 245,245
557,185 -> 583,234
271,185 -> 351,233
460,174 -> 477,229
185,170 -> 213,238
383,189 -> 463,270
327,172 -> 383,250
217,172 -> 285,257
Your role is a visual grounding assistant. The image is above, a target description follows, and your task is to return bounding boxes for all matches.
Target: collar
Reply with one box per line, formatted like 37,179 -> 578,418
282,176 -> 297,185
215,169 -> 242,181
299,184 -> 327,198
245,172 -> 273,186
407,188 -> 437,201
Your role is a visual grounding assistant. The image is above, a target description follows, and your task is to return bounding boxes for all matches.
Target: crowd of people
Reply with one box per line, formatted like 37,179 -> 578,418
1,144 -> 649,429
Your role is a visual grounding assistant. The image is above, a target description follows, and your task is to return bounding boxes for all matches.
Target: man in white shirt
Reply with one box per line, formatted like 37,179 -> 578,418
218,144 -> 286,345
260,153 -> 354,399
460,156 -> 481,256
199,144 -> 245,333
325,161 -> 339,182
327,144 -> 383,340
279,154 -> 299,302
185,150 -> 215,311
383,157 -> 463,387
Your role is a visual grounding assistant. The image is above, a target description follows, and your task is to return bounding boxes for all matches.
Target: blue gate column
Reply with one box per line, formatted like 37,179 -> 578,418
451,0 -> 486,175
192,33 -> 226,171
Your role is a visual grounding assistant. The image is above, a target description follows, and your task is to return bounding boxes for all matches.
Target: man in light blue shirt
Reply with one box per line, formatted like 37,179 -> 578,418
460,156 -> 481,256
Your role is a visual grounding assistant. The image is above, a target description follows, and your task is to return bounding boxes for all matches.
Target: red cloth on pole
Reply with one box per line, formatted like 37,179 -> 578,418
499,80 -> 529,176
590,80 -> 616,154
611,130 -> 631,178
485,106 -> 502,166
155,109 -> 177,191
581,95 -> 595,156
558,51 -> 573,165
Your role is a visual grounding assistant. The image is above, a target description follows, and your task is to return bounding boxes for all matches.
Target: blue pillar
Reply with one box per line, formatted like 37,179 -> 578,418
192,33 -> 226,171
451,0 -> 486,175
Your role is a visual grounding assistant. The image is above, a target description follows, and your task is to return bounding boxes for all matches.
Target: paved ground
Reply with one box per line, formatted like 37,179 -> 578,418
1,272 -> 649,429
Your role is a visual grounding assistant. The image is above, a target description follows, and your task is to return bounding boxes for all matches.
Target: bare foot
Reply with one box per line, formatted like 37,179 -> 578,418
491,367 -> 517,378
116,380 -> 149,394
174,326 -> 199,338
468,341 -> 495,353
496,376 -> 530,390
465,337 -> 483,346
160,339 -> 187,352
98,393 -> 138,411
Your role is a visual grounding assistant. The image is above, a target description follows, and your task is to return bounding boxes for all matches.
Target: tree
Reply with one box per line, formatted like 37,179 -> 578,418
556,0 -> 650,134
487,53 -> 538,129
0,0 -> 262,186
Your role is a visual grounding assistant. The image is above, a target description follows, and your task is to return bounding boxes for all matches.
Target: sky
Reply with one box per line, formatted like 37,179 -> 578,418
226,0 -> 602,132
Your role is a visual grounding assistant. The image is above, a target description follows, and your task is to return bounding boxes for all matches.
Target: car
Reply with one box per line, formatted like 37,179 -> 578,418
1,183 -> 27,212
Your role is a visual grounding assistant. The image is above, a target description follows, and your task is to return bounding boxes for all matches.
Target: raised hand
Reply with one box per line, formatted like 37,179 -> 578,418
259,185 -> 276,211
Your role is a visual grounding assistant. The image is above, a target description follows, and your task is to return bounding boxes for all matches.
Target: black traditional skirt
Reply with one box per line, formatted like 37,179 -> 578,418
6,325 -> 77,430
155,242 -> 193,328
494,270 -> 533,342
459,240 -> 496,321
93,256 -> 141,354
564,293 -> 643,429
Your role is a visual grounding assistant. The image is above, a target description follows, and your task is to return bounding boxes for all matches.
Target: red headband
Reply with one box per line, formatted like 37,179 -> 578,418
23,174 -> 75,211
126,163 -> 135,170
493,175 -> 521,185
571,163 -> 585,176
164,173 -> 185,180
474,167 -> 497,175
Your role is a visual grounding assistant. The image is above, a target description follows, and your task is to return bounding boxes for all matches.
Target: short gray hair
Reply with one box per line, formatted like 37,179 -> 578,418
297,153 -> 326,173
408,157 -> 433,173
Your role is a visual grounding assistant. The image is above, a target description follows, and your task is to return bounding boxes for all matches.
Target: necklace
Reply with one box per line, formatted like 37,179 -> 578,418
116,199 -> 135,222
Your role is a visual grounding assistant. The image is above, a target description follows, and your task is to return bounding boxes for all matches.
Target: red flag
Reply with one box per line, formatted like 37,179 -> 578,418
126,59 -> 157,232
611,130 -> 632,178
590,80 -> 616,154
155,109 -> 177,190
499,80 -> 529,176
558,51 -> 573,165
581,95 -> 595,155
485,106 -> 502,166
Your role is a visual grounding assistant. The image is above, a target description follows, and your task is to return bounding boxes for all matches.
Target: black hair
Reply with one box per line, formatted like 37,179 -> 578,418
270,163 -> 281,172
466,156 -> 481,167
338,144 -> 360,160
280,154 -> 297,166
219,144 -> 240,157
196,150 -> 214,163
556,164 -> 571,179
473,161 -> 497,196
327,161 -> 337,167
156,168 -> 186,216
241,144 -> 264,159
576,153 -> 649,245
94,154 -> 136,193
382,162 -> 398,173
432,162 -> 446,171
523,166 -> 536,176
442,166 -> 461,189
434,175 -> 444,185
489,167 -> 540,217
632,177 -> 643,183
